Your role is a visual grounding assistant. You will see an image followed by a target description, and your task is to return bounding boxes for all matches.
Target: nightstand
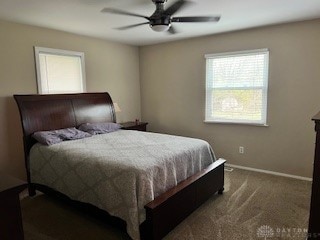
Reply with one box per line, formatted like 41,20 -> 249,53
121,121 -> 148,131
0,173 -> 27,240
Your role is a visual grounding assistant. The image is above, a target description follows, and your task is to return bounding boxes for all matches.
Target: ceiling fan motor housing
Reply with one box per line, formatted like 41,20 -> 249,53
150,15 -> 171,26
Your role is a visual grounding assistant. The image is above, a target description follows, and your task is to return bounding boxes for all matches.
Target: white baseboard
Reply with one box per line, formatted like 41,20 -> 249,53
225,163 -> 312,182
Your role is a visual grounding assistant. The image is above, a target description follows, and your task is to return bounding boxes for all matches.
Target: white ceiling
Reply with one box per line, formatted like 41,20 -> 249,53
0,0 -> 320,46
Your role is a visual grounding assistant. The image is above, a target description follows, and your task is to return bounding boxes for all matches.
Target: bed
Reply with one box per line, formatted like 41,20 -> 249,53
14,92 -> 225,240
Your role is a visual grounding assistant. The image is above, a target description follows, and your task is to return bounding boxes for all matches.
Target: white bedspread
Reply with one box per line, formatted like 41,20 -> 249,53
30,130 -> 216,239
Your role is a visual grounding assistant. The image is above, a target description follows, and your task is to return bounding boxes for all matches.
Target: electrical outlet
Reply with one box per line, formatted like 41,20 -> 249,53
239,146 -> 244,154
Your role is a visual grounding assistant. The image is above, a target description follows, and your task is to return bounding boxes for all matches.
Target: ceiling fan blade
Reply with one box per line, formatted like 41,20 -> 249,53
101,8 -> 149,20
167,25 -> 178,34
172,16 -> 221,22
164,0 -> 191,16
115,22 -> 150,30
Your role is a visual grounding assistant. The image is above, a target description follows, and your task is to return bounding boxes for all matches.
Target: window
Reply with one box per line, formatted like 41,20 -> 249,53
205,49 -> 269,125
34,47 -> 86,94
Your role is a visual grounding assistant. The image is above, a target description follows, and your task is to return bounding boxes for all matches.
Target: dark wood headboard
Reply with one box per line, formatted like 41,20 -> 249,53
14,92 -> 116,157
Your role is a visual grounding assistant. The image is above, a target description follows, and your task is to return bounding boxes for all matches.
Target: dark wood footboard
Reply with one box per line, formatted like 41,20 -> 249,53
140,159 -> 226,240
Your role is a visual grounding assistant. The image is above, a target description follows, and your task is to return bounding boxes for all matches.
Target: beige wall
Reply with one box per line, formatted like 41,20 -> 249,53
1,18 -> 319,180
0,20 -> 141,179
140,19 -> 320,178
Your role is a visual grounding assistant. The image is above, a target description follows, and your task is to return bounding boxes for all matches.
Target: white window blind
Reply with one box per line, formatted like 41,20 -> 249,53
205,49 -> 269,125
34,47 -> 86,94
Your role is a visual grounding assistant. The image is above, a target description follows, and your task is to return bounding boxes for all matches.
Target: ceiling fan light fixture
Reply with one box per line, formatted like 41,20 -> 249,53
150,24 -> 171,32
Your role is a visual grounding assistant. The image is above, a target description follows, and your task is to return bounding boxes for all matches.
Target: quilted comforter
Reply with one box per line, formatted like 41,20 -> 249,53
30,130 -> 216,239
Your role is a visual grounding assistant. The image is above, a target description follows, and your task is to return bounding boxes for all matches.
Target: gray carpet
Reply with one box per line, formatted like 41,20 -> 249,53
21,168 -> 311,240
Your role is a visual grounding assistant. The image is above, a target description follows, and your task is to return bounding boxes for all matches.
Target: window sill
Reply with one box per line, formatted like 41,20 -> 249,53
204,120 -> 269,127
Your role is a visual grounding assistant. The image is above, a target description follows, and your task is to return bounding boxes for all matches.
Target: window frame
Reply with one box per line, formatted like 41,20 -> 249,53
204,48 -> 269,126
34,46 -> 86,94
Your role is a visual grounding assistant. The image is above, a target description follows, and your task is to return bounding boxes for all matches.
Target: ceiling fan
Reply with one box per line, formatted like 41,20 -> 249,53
101,0 -> 220,34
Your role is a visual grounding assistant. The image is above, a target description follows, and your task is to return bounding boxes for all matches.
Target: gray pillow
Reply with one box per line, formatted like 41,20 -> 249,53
33,127 -> 92,145
78,122 -> 121,135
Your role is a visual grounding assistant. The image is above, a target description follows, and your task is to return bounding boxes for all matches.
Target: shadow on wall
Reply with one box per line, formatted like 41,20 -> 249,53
4,96 -> 26,180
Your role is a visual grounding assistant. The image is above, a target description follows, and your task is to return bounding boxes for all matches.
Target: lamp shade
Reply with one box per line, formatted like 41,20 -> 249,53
113,102 -> 121,112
